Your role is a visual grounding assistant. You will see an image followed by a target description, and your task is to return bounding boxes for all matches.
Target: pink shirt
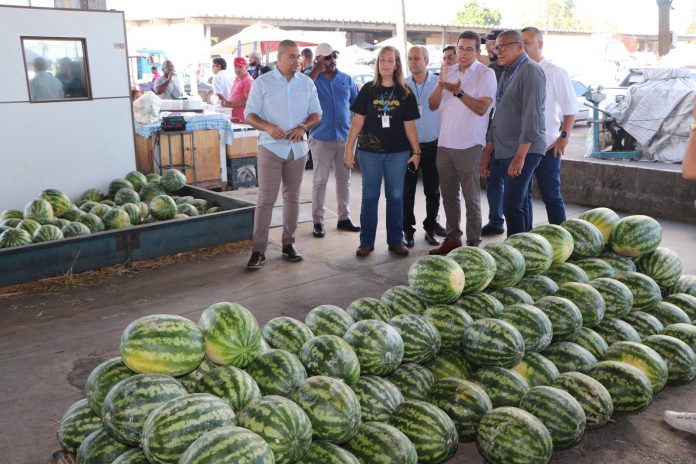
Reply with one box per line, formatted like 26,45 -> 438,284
437,60 -> 497,150
230,73 -> 254,122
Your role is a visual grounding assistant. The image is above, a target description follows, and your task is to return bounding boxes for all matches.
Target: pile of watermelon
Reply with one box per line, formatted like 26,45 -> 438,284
56,207 -> 696,464
0,169 -> 223,249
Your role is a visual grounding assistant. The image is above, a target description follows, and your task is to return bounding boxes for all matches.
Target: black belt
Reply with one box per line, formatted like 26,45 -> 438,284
420,140 -> 438,148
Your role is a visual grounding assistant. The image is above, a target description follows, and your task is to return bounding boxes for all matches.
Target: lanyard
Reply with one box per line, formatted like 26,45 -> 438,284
380,87 -> 396,114
496,55 -> 528,103
411,72 -> 428,104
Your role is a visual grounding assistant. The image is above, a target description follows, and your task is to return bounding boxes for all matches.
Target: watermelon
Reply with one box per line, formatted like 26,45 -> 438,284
177,358 -> 215,393
571,327 -> 609,360
89,203 -> 112,219
112,449 -> 149,464
621,311 -> 664,339
299,334 -> 360,387
552,371 -> 614,430
82,188 -> 106,203
62,222 -> 91,237
644,301 -> 691,326
39,188 -> 71,217
594,317 -> 641,345
120,314 -> 205,376
175,196 -> 194,204
578,207 -> 620,243
189,198 -> 209,214
160,168 -> 187,192
262,316 -> 314,356
76,428 -> 132,464
125,171 -> 148,192
603,341 -> 668,393
572,258 -> 615,280
600,250 -> 637,272
662,323 -> 696,352
455,292 -> 504,319
139,182 -> 166,202
103,208 -> 131,230
206,206 -> 222,214
636,247 -> 682,289
515,275 -> 559,301
245,349 -> 307,396
672,275 -> 696,297
544,262 -> 589,285
137,201 -> 149,219
587,361 -> 653,412
85,357 -> 135,416
78,213 -> 105,233
198,302 -> 262,368
389,314 -> 441,364
422,304 -> 473,350
555,282 -> 606,328
428,377 -> 492,442
474,366 -> 530,408
101,374 -> 187,446
121,203 -> 142,226
488,287 -> 534,306
462,318 -> 525,368
344,422 -> 417,464
304,304 -> 354,337
149,195 -> 177,221
0,217 -> 21,228
387,363 -> 435,401
0,228 -> 32,248
290,375 -> 361,444
32,224 -> 63,242
447,246 -> 497,293
346,297 -> 392,322
16,218 -> 41,236
425,351 -> 474,380
343,320 -> 404,376
379,285 -> 428,315
0,225 -> 11,234
146,173 -> 161,183
543,342 -> 597,374
561,218 -> 604,259
664,293 -> 696,321
511,352 -> 560,387
351,376 -> 404,422
142,393 -> 236,464
476,407 -> 553,464
609,215 -> 662,257
643,334 -> 696,385
52,218 -> 71,229
178,426 -> 274,464
114,188 -> 140,206
589,277 -> 633,319
499,304 -> 553,352
531,223 -> 575,263
614,271 -> 662,311
57,399 -> 103,454
195,365 -> 261,411
520,385 -> 586,449
389,399 -> 458,464
297,442 -> 359,464
177,203 -> 199,217
61,205 -> 84,222
535,296 -> 583,342
407,255 -> 465,304
483,243 -> 526,288
0,209 -> 23,220
109,178 -> 134,197
503,232 -> 553,275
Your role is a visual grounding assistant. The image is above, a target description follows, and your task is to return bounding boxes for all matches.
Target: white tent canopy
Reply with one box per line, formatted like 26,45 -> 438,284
209,21 -> 319,56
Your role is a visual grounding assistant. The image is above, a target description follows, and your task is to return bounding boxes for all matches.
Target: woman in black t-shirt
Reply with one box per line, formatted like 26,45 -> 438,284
344,46 -> 421,257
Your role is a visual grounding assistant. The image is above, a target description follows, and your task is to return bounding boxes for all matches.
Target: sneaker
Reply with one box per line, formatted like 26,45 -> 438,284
664,411 -> 696,434
247,252 -> 265,270
481,223 -> 505,236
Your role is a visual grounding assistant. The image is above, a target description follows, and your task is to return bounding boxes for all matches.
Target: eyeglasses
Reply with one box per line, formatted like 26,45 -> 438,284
494,42 -> 521,53
323,53 -> 338,61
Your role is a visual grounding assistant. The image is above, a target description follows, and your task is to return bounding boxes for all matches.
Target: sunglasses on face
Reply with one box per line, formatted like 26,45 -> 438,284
323,53 -> 338,61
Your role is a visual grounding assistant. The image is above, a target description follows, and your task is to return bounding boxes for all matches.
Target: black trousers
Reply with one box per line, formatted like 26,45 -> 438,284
403,141 -> 441,233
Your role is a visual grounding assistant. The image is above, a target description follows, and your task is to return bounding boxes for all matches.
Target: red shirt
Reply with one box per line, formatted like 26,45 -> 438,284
230,73 -> 254,122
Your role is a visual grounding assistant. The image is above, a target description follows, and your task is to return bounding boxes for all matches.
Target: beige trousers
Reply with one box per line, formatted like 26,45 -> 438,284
310,139 -> 352,224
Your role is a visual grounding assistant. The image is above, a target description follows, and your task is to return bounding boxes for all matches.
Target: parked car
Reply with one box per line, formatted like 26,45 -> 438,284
571,80 -> 590,123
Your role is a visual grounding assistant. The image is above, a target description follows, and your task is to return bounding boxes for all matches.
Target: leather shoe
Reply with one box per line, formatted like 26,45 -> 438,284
388,244 -> 410,256
337,219 -> 361,232
434,223 -> 448,237
247,251 -> 265,270
282,244 -> 303,262
481,223 -> 505,236
404,230 -> 415,248
356,245 -> 374,257
424,229 -> 440,246
429,238 -> 463,255
466,240 -> 481,248
313,223 -> 325,238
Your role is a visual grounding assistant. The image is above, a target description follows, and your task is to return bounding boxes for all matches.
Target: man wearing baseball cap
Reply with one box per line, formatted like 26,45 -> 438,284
221,56 -> 254,123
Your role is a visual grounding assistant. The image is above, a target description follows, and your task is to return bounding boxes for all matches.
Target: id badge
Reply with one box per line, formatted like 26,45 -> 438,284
381,114 -> 390,128
418,104 -> 423,114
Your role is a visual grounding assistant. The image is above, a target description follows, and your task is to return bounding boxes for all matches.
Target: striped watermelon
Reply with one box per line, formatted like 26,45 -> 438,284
387,363 -> 435,401
425,350 -> 474,380
103,208 -> 131,230
142,393 -> 235,464
422,304 -> 473,350
62,221 -> 91,237
79,200 -> 98,212
125,171 -> 148,192
672,274 -> 696,297
304,304 -> 354,337
149,195 -> 177,221
112,449 -> 149,464
0,209 -> 23,221
621,311 -> 664,339
177,203 -> 199,217
455,292 -> 503,319
0,228 -> 32,248
198,302 -> 261,368
139,182 -> 166,202
515,275 -> 559,301
299,334 -> 360,387
77,213 -> 105,233
476,407 -> 553,464
589,277 -> 633,318
561,219 -> 604,259
346,297 -> 393,322
483,243 -> 526,288
407,256 -> 465,304
351,376 -> 404,422
57,399 -> 102,454
572,258 -> 615,280
614,271 -> 662,311
245,349 -> 307,396
389,399 -> 458,464
603,341 -> 669,393
461,318 -> 525,368
609,215 -> 662,257
531,224 -> 575,263
498,304 -> 553,352
52,218 -> 70,229
109,178 -> 135,197
195,365 -> 261,411
379,285 -> 428,316
636,247 -> 682,289
543,342 -> 597,374
474,366 -> 530,408
290,376 -> 361,444
511,352 -> 560,387
114,188 -> 140,206
535,296 -> 583,342
544,262 -> 589,285
61,205 -> 83,222
428,377 -> 492,442
520,385 -> 586,449
32,224 -> 63,242
389,314 -> 441,364
344,422 -> 417,464
146,173 -> 161,183
262,316 -> 314,356
160,168 -> 187,192
503,232 -> 553,275
664,293 -> 696,321
178,426 -> 274,464
644,301 -> 691,326
571,327 -> 609,360
555,282 -> 606,328
297,442 -> 359,464
24,198 -> 55,224
447,246 -> 497,293
121,203 -> 142,225
17,218 -> 41,236
85,357 -> 135,416
76,428 -> 132,464
662,323 -> 696,352
0,217 -> 21,228
487,287 -> 534,306
101,374 -> 187,446
177,358 -> 215,393
643,334 -> 696,385
578,207 -> 620,243
552,371 -> 614,430
120,314 -> 204,376
594,317 -> 641,345
587,361 -> 653,412
343,320 -> 404,376
600,250 -> 637,272
89,203 -> 111,219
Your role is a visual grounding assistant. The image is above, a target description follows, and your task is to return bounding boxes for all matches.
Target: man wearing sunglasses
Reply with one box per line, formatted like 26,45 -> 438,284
307,43 -> 361,238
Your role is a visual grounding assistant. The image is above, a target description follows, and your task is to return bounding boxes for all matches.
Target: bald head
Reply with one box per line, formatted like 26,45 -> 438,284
495,30 -> 525,66
407,45 -> 429,77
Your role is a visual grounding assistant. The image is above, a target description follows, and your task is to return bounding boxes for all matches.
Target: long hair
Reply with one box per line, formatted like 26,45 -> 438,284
371,46 -> 410,98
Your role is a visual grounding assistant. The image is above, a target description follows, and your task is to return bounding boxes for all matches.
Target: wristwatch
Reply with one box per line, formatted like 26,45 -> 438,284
300,123 -> 308,132
690,121 -> 696,131
453,91 -> 465,98
559,130 -> 570,139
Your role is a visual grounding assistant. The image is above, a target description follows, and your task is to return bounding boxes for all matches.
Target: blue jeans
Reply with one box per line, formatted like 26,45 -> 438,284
486,152 -> 508,229
528,149 -> 567,225
357,150 -> 410,247
503,152 -> 544,236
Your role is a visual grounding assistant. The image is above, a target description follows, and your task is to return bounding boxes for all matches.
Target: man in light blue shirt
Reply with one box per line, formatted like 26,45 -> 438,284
307,43 -> 360,238
244,39 -> 322,270
404,45 -> 446,248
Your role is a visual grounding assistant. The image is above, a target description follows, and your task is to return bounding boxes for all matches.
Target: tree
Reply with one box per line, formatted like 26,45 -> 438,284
538,0 -> 589,31
454,1 -> 502,26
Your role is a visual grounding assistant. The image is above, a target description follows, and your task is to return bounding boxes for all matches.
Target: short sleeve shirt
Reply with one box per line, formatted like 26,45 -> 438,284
229,73 -> 254,122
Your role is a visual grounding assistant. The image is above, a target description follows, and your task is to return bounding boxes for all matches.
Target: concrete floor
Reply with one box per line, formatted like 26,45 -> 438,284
2,142 -> 696,463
